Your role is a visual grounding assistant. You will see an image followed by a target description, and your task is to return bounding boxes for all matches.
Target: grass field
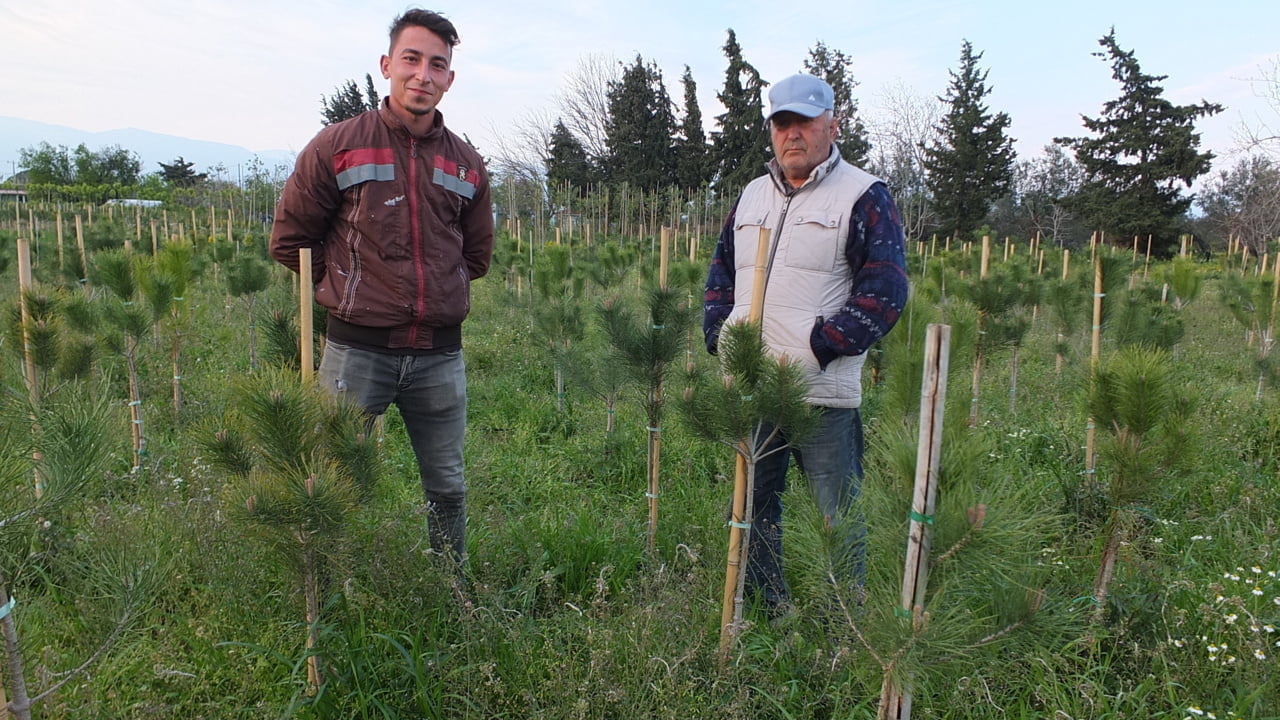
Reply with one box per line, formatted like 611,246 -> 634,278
1,223 -> 1277,719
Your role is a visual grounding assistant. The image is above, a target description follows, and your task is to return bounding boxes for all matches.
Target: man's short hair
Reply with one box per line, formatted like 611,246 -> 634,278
389,8 -> 459,50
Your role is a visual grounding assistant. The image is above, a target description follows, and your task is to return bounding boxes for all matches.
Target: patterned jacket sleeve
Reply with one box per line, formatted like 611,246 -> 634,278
808,182 -> 909,369
702,199 -> 740,355
269,133 -> 341,282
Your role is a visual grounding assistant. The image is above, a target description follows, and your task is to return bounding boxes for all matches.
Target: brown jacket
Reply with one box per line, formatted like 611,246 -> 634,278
270,100 -> 493,351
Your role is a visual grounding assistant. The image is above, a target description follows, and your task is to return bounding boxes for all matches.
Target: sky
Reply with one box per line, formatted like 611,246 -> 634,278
1,0 -> 1277,177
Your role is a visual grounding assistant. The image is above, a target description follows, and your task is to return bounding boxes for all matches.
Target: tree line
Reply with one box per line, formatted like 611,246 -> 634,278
322,28 -> 1277,257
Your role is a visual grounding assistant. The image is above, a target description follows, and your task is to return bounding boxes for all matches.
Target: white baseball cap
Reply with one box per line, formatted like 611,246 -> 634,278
767,74 -> 835,120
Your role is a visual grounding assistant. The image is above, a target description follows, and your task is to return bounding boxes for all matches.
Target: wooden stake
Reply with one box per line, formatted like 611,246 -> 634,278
659,226 -> 670,290
56,210 -> 64,271
720,226 -> 771,663
150,220 -> 158,256
1086,254 -> 1103,477
17,238 -> 43,499
300,248 -> 314,383
75,215 -> 88,290
1062,249 -> 1070,280
881,323 -> 951,720
980,236 -> 991,279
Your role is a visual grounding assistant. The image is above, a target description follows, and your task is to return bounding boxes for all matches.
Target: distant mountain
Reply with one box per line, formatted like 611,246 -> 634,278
0,116 -> 298,183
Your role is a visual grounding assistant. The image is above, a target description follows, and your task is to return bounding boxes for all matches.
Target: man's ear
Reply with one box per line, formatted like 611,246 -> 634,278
380,55 -> 391,79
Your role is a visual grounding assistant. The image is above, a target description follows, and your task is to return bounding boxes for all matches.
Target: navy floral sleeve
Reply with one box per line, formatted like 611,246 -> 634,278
702,200 -> 739,354
809,182 -> 909,368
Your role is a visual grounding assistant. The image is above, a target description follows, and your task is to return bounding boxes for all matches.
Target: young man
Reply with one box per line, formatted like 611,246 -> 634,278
703,74 -> 909,614
270,9 -> 493,566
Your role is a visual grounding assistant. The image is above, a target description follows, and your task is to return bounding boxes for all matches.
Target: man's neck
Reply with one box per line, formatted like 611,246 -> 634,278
390,103 -> 436,136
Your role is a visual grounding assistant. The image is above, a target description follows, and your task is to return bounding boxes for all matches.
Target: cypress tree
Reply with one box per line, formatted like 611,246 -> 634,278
804,41 -> 872,167
604,55 -> 678,191
546,120 -> 595,198
675,65 -> 712,190
712,30 -> 769,192
1056,29 -> 1222,255
923,40 -> 1016,241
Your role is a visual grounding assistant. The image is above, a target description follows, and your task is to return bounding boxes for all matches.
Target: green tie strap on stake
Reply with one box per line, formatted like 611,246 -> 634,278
893,606 -> 912,619
909,510 -> 934,525
728,520 -> 750,530
652,324 -> 665,330
644,492 -> 659,499
647,427 -> 661,433
0,596 -> 14,621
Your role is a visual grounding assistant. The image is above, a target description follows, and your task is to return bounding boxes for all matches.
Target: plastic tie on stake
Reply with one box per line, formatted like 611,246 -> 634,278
1093,293 -> 1106,298
652,324 -> 665,330
0,596 -> 14,621
727,520 -> 751,530
647,426 -> 661,433
909,510 -> 935,525
893,606 -> 911,619
128,400 -> 142,407
644,492 -> 659,499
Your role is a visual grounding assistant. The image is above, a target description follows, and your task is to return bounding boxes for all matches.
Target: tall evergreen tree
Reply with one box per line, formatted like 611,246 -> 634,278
712,30 -> 769,192
1056,30 -> 1222,254
675,66 -> 712,189
546,120 -> 595,198
363,73 -> 381,110
923,40 -> 1016,240
603,55 -> 678,191
321,73 -> 380,126
804,41 -> 871,167
158,156 -> 209,188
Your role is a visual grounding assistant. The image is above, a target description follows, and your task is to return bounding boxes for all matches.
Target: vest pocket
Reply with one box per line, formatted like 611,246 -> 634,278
783,212 -> 841,271
732,212 -> 772,272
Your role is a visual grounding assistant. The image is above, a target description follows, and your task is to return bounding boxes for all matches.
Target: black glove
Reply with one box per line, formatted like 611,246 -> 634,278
810,315 -> 838,370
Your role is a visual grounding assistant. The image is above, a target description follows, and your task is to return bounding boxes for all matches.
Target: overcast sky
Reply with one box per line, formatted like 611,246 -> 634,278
1,0 -> 1276,173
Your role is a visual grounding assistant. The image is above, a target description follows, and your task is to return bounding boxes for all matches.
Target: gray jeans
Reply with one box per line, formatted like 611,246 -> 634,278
318,340 -> 468,561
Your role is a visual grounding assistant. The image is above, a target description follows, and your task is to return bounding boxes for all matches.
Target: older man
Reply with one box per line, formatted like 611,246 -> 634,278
703,73 -> 908,615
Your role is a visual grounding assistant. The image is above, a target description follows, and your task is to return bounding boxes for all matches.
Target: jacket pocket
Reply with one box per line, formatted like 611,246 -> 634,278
783,211 -> 842,272
732,212 -> 772,273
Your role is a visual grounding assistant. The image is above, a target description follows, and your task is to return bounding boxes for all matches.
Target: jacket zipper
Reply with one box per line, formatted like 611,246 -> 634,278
406,138 -> 427,346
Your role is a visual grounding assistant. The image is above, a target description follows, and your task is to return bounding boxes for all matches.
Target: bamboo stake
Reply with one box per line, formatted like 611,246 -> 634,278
881,323 -> 951,720
1144,235 -> 1152,279
300,248 -> 314,383
1085,254 -> 1104,478
74,215 -> 88,292
56,210 -> 64,271
150,220 -> 158,256
646,228 -> 672,555
980,236 -> 991,278
719,226 -> 771,663
17,238 -> 43,499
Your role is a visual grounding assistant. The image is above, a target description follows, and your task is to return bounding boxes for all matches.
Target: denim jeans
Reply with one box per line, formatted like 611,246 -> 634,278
318,340 -> 468,561
747,407 -> 865,607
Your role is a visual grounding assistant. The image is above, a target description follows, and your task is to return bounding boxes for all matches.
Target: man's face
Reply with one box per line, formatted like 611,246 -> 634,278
380,25 -> 455,123
770,111 -> 838,187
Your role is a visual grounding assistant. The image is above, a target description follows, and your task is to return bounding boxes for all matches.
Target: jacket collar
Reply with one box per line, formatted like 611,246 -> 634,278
378,97 -> 445,143
766,143 -> 843,195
